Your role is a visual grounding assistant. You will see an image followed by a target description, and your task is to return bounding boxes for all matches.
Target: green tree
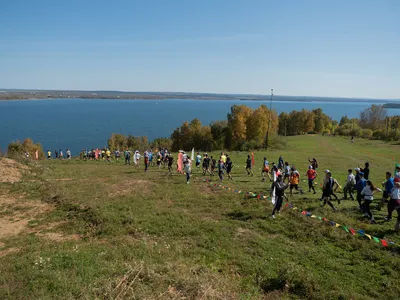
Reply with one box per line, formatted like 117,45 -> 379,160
360,104 -> 387,131
210,121 -> 228,150
339,115 -> 350,126
278,112 -> 289,136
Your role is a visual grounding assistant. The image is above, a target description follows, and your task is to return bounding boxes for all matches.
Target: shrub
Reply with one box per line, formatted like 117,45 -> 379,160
361,129 -> 373,139
372,130 -> 385,140
270,135 -> 287,150
7,139 -> 45,159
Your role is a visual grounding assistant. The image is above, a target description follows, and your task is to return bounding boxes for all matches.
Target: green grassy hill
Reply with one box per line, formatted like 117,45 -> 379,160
1,135 -> 399,299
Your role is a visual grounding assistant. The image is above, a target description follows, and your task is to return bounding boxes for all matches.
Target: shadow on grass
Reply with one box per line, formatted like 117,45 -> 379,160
225,211 -> 253,221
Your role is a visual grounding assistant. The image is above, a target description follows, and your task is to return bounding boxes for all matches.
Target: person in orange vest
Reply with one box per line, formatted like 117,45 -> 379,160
306,165 -> 318,194
289,167 -> 303,196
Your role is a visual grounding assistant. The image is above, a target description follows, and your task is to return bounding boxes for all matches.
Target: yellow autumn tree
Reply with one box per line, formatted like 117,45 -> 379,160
246,105 -> 270,145
227,105 -> 253,143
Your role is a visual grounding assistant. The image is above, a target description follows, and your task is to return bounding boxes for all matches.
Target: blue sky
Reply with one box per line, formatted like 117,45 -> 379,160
1,0 -> 399,99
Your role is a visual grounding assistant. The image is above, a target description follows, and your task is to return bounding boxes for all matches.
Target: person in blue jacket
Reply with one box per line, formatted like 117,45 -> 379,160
379,172 -> 394,218
355,172 -> 367,210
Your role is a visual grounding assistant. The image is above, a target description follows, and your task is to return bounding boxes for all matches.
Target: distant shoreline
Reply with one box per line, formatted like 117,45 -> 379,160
1,96 -> 399,104
0,90 -> 399,103
1,97 -> 399,105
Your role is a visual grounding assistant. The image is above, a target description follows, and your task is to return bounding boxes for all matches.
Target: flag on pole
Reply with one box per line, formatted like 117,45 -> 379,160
191,148 -> 194,160
177,152 -> 183,173
251,152 -> 255,167
35,150 -> 39,160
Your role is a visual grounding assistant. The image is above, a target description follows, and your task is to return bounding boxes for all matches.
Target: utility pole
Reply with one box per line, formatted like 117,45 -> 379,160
266,89 -> 273,150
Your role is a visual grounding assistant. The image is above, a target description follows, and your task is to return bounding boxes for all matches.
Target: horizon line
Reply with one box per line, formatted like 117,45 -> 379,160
0,88 -> 399,102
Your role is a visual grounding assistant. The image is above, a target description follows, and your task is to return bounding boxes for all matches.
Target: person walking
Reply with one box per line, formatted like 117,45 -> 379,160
167,155 -> 174,175
195,152 -> 202,171
221,152 -> 227,163
144,151 -> 149,171
184,158 -> 192,184
124,149 -> 131,165
218,158 -> 225,182
289,167 -> 303,196
355,172 -> 367,211
262,157 -> 272,182
202,154 -> 212,176
343,169 -> 356,200
379,172 -> 394,214
271,174 -> 289,219
283,162 -> 291,184
115,149 -> 120,162
360,162 -> 370,180
246,155 -> 254,176
306,165 -> 317,194
361,180 -> 381,224
278,155 -> 284,170
321,172 -> 337,211
308,158 -> 318,170
106,149 -> 111,162
388,182 -> 400,231
226,156 -> 233,180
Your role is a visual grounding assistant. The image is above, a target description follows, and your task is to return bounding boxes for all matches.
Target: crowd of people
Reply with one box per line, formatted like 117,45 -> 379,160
182,152 -> 400,230
45,149 -> 72,159
43,147 -> 400,231
268,158 -> 400,231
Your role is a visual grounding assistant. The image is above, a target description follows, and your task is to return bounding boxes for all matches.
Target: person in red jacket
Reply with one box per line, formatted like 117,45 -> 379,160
306,165 -> 318,194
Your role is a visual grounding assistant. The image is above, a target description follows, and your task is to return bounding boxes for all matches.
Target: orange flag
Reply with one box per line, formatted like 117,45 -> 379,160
177,152 -> 183,173
251,153 -> 255,167
35,150 -> 39,160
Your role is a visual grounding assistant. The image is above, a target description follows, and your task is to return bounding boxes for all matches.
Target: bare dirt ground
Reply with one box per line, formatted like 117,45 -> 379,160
0,159 -> 79,256
0,158 -> 29,183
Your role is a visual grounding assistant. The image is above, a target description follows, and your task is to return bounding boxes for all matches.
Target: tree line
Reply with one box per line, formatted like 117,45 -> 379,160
107,134 -> 172,152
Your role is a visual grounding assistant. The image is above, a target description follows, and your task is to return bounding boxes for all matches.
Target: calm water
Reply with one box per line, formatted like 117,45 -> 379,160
1,98 -> 399,154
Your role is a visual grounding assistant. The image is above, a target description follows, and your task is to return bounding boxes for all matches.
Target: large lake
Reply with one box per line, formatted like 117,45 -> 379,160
1,98 -> 399,154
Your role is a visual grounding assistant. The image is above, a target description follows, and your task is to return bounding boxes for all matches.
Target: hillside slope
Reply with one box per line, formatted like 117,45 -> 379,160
0,136 -> 399,299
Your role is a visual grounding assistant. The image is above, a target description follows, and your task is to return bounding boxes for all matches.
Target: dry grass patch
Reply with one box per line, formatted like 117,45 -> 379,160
26,221 -> 81,242
102,262 -> 241,300
38,232 -> 80,242
108,179 -> 154,197
0,247 -> 20,258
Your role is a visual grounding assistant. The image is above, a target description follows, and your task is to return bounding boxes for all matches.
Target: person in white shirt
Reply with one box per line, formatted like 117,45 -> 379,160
389,182 -> 400,231
184,158 -> 192,184
361,180 -> 382,224
195,153 -> 202,170
343,169 -> 356,200
134,151 -> 141,167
